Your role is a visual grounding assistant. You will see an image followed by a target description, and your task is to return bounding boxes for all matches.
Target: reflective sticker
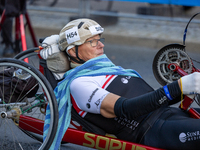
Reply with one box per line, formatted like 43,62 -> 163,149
89,25 -> 104,35
65,26 -> 80,44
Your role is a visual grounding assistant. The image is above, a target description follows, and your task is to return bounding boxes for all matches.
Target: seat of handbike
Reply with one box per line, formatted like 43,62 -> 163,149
40,58 -> 106,136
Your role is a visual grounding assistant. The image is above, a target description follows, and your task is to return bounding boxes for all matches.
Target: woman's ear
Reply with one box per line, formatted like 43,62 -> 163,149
68,47 -> 76,57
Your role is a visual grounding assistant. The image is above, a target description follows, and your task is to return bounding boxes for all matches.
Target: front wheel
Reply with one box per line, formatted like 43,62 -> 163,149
0,58 -> 58,150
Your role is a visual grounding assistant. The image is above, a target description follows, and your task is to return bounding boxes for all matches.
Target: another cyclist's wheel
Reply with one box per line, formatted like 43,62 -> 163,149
152,44 -> 193,86
0,58 -> 58,150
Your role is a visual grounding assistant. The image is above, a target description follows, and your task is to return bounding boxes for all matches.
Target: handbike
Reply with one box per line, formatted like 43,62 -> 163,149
13,49 -> 200,149
3,51 -> 198,150
8,12 -> 200,150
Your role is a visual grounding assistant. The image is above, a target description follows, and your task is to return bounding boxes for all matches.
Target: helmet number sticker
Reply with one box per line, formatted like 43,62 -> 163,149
65,26 -> 80,44
89,25 -> 104,35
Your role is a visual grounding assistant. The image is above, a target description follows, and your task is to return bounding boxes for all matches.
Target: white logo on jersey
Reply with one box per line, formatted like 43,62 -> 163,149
179,133 -> 187,143
86,88 -> 99,109
158,96 -> 167,104
179,131 -> 200,143
121,76 -> 131,84
121,78 -> 128,84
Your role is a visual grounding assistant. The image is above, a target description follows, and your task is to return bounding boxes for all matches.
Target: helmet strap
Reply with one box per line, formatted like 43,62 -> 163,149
75,45 -> 85,64
67,46 -> 85,64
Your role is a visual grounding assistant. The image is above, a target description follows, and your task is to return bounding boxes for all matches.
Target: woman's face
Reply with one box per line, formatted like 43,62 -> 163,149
69,35 -> 105,62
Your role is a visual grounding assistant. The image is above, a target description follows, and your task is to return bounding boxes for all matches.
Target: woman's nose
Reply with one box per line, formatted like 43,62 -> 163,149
98,40 -> 104,47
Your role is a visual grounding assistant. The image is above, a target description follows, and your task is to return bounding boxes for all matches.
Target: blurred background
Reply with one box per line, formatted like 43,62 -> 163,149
1,0 -> 200,48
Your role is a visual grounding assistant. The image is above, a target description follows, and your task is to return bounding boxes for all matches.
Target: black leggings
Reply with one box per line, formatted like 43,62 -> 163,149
141,107 -> 200,150
85,107 -> 200,150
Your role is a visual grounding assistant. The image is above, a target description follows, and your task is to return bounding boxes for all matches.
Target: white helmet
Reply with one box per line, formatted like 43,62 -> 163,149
58,18 -> 104,52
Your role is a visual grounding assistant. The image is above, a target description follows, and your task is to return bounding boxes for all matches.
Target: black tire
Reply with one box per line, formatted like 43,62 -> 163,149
14,47 -> 40,69
0,58 -> 58,150
14,47 -> 39,60
152,44 -> 193,86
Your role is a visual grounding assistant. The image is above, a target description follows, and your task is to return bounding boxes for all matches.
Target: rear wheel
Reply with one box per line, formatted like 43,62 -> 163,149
0,58 -> 58,150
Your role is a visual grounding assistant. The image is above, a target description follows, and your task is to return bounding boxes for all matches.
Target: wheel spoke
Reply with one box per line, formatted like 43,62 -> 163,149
0,58 -> 58,149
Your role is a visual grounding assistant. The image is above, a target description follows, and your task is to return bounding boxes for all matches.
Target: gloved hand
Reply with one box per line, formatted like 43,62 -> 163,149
40,35 -> 60,60
180,72 -> 200,95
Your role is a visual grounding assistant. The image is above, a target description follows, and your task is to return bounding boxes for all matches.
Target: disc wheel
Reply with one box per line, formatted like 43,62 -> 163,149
0,58 -> 58,150
152,44 -> 193,86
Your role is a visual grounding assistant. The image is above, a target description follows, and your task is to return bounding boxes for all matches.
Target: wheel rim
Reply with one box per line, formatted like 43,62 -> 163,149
0,58 -> 58,150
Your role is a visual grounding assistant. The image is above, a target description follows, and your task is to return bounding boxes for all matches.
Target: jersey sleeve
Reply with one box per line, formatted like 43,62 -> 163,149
70,77 -> 110,114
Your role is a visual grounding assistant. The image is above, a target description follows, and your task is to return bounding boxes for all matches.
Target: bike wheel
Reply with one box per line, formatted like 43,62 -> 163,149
152,44 -> 193,86
0,58 -> 58,150
14,47 -> 40,70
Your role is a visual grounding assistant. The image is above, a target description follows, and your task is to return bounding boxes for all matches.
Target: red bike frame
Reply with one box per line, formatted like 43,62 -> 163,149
168,63 -> 200,119
19,115 -> 163,150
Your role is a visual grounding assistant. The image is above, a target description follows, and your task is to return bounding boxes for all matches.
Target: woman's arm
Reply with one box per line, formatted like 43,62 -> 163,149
100,80 -> 181,119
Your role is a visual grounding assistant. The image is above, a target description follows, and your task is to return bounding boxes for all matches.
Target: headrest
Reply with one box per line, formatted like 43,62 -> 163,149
46,51 -> 70,73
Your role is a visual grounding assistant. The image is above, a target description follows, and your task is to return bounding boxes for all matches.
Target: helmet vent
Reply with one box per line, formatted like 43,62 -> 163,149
78,22 -> 84,29
83,24 -> 90,30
